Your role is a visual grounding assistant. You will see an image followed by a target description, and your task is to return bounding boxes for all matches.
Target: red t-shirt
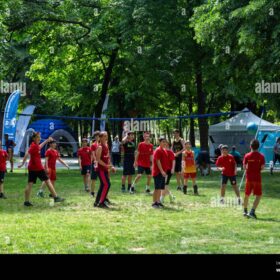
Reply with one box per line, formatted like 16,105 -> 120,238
216,154 -> 236,176
98,144 -> 110,172
0,150 -> 8,172
243,151 -> 265,182
45,148 -> 60,170
28,142 -> 44,171
78,147 -> 91,166
166,150 -> 175,171
91,142 -> 99,161
137,142 -> 153,168
152,147 -> 169,176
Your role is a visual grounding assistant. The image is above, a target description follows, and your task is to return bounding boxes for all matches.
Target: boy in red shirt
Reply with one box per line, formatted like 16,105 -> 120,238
18,132 -> 64,206
130,131 -> 154,194
216,145 -> 241,204
152,137 -> 169,208
0,140 -> 9,199
160,142 -> 176,204
78,138 -> 92,192
243,139 -> 265,219
90,131 -> 100,197
182,140 -> 198,195
37,140 -> 69,197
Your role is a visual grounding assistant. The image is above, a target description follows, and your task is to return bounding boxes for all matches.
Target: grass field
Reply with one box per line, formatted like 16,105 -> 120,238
0,169 -> 279,254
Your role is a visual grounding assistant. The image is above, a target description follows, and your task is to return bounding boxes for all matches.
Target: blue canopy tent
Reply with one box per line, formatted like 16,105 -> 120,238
20,119 -> 78,157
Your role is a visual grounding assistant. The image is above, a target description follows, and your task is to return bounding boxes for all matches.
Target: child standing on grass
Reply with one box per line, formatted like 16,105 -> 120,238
182,140 -> 198,195
0,140 -> 9,199
216,145 -> 241,205
90,131 -> 100,197
78,138 -> 91,192
243,139 -> 265,219
37,140 -> 69,198
160,142 -> 175,204
152,137 -> 169,209
18,132 -> 64,207
94,131 -> 116,208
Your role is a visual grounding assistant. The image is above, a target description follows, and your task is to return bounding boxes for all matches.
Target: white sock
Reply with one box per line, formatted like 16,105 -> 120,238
160,196 -> 164,203
146,185 -> 150,190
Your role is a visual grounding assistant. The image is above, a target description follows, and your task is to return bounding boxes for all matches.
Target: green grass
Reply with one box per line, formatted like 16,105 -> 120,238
0,169 -> 280,254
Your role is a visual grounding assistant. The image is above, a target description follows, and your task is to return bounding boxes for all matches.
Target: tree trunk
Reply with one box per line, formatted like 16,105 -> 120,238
196,62 -> 209,151
94,45 -> 120,130
188,95 -> 196,147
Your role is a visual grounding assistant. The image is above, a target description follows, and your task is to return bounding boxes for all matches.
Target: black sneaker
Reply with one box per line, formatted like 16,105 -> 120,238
177,186 -> 182,191
145,188 -> 151,193
54,196 -> 65,203
243,210 -> 248,217
98,203 -> 109,209
249,212 -> 257,219
93,202 -> 98,207
130,187 -> 135,194
104,198 -> 112,205
121,186 -> 126,193
152,202 -> 160,209
90,192 -> 95,197
49,194 -> 53,198
157,202 -> 164,208
0,193 -> 7,199
183,186 -> 187,194
24,201 -> 33,207
193,185 -> 198,195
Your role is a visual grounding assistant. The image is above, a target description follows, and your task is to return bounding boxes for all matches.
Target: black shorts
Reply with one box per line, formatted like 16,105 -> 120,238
91,164 -> 98,180
123,158 -> 135,176
166,170 -> 173,186
153,174 -> 166,190
28,170 -> 49,184
81,165 -> 91,175
0,171 -> 5,183
221,175 -> 237,185
273,153 -> 280,164
175,156 -> 182,173
138,166 -> 151,175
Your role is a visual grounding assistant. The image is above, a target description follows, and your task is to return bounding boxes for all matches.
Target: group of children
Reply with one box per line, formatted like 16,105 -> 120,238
0,129 -> 266,218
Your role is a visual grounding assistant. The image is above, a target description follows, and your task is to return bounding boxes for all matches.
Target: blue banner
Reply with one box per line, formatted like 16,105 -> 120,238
2,90 -> 21,146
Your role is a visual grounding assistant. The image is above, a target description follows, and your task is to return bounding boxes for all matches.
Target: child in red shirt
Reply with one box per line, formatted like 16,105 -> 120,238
130,131 -> 154,194
216,145 -> 241,205
0,140 -> 9,199
160,142 -> 176,204
37,140 -> 69,197
152,137 -> 169,208
18,132 -> 64,206
243,139 -> 265,219
78,138 -> 92,192
90,131 -> 100,197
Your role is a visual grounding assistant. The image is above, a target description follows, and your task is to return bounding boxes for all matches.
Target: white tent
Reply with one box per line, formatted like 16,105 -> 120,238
209,108 -> 280,156
209,108 -> 280,132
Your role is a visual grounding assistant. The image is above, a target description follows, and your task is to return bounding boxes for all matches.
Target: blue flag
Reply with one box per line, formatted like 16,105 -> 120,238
2,90 -> 21,146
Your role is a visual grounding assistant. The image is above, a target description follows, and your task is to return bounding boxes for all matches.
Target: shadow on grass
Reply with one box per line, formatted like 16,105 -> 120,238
256,217 -> 280,223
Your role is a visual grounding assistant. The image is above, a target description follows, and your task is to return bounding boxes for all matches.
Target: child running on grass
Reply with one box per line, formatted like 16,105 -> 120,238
0,140 -> 9,199
216,145 -> 241,205
243,139 -> 265,219
18,132 -> 64,206
160,142 -> 176,204
182,140 -> 198,195
152,137 -> 169,209
78,138 -> 91,192
37,140 -> 69,198
130,131 -> 154,194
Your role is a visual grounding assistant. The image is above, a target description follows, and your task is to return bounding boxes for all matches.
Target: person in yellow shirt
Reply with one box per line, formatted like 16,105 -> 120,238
182,140 -> 198,195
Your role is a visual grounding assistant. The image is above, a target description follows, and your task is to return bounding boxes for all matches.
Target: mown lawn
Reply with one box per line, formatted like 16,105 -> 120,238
0,169 -> 279,254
